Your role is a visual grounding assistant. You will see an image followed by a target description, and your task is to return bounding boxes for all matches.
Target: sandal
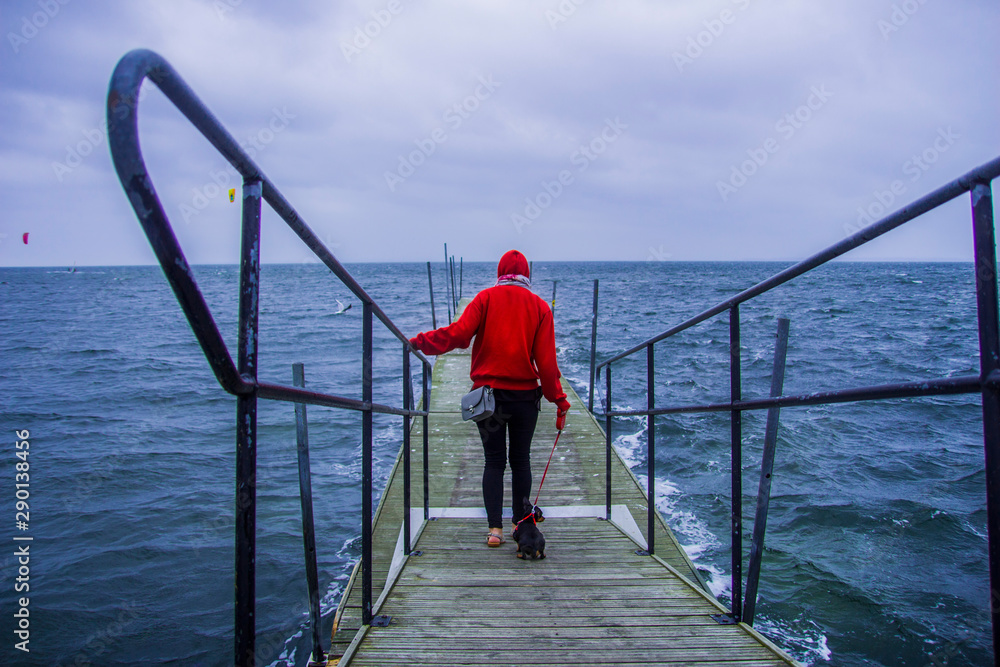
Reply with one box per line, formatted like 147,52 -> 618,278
487,530 -> 505,548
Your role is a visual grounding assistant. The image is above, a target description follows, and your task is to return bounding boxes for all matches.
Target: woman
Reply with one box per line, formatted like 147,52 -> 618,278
409,250 -> 571,547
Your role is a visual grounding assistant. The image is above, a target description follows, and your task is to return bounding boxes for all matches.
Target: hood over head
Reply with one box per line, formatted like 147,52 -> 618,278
497,249 -> 529,278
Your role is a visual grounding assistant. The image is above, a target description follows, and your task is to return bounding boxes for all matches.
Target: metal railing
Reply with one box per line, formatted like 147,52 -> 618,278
106,49 -> 433,666
589,156 -> 1000,659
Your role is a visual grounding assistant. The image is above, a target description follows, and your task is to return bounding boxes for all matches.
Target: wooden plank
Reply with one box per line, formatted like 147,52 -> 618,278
359,625 -> 770,641
361,640 -> 781,655
349,648 -> 788,665
349,663 -> 786,667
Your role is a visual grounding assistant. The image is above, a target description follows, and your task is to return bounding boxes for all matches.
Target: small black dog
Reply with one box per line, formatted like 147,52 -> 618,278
512,497 -> 546,560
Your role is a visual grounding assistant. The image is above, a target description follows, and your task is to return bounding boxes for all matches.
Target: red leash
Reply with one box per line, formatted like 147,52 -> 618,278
532,428 -> 562,507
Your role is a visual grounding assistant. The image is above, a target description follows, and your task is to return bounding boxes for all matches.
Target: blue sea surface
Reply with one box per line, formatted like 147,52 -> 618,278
0,261 -> 990,665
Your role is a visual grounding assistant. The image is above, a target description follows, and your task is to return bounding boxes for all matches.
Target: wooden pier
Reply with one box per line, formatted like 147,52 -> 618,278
328,336 -> 800,666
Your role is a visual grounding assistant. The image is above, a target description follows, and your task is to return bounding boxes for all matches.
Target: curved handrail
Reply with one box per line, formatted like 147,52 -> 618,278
107,49 -> 437,664
106,48 -> 430,407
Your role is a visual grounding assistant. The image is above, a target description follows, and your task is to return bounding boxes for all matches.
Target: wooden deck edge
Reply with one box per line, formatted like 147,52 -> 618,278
649,554 -> 803,667
328,559 -> 360,660
739,623 -> 805,667
567,381 -> 713,594
607,504 -> 647,549
328,382 -> 443,659
332,622 -> 370,667
372,509 -> 428,615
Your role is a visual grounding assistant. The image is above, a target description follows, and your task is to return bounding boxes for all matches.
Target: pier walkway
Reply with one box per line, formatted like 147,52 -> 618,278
329,338 -> 799,666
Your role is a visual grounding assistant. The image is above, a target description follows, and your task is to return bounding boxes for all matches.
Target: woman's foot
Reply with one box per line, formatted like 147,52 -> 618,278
486,528 -> 505,547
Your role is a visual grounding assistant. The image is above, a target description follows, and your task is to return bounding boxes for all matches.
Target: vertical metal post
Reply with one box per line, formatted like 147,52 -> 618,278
361,301 -> 374,625
551,280 -> 558,313
422,362 -> 430,521
292,364 -> 325,665
743,318 -> 790,626
588,279 -> 599,414
605,364 -> 612,521
459,257 -> 463,300
450,256 -> 458,312
426,261 -> 437,329
971,180 -> 1000,662
235,179 -> 261,667
645,344 -> 655,556
729,304 -> 743,622
402,345 -> 412,554
444,244 -> 452,323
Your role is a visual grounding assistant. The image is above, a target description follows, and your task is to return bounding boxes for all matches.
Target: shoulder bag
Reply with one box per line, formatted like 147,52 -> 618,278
461,385 -> 495,422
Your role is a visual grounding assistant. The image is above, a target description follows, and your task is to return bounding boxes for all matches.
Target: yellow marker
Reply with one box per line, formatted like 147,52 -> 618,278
229,188 -> 235,202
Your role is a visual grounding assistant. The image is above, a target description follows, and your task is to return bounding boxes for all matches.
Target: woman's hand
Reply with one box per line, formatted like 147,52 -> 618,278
556,398 -> 571,430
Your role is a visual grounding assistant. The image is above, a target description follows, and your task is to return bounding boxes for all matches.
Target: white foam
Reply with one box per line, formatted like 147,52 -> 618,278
650,477 -> 722,558
614,428 -> 644,469
701,562 -> 731,600
754,614 -> 833,665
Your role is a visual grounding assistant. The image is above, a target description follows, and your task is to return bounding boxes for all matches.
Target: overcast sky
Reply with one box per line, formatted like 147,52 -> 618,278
1,0 -> 997,266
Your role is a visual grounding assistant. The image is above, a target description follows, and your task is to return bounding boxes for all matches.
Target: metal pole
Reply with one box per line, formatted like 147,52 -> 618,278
426,261 -> 437,329
235,179 -> 261,667
588,279 -> 599,414
422,362 -> 430,521
444,244 -> 452,323
729,304 -> 743,622
971,180 -> 1000,663
292,364 -> 325,665
743,318 -> 790,626
450,256 -> 458,312
551,280 -> 558,313
605,364 -> 612,521
403,346 -> 412,554
645,344 -> 655,556
459,257 -> 463,300
361,301 -> 374,625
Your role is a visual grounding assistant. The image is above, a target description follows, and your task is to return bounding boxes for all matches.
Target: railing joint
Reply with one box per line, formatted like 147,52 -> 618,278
711,613 -> 738,626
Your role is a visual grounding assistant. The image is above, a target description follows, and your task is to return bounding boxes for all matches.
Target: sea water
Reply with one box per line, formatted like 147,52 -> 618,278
0,261 -> 990,665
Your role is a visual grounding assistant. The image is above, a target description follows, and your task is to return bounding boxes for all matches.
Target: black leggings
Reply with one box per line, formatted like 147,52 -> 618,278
476,393 -> 540,529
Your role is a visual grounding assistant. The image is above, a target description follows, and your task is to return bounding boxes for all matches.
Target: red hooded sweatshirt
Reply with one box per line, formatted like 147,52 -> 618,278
410,250 -> 567,406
